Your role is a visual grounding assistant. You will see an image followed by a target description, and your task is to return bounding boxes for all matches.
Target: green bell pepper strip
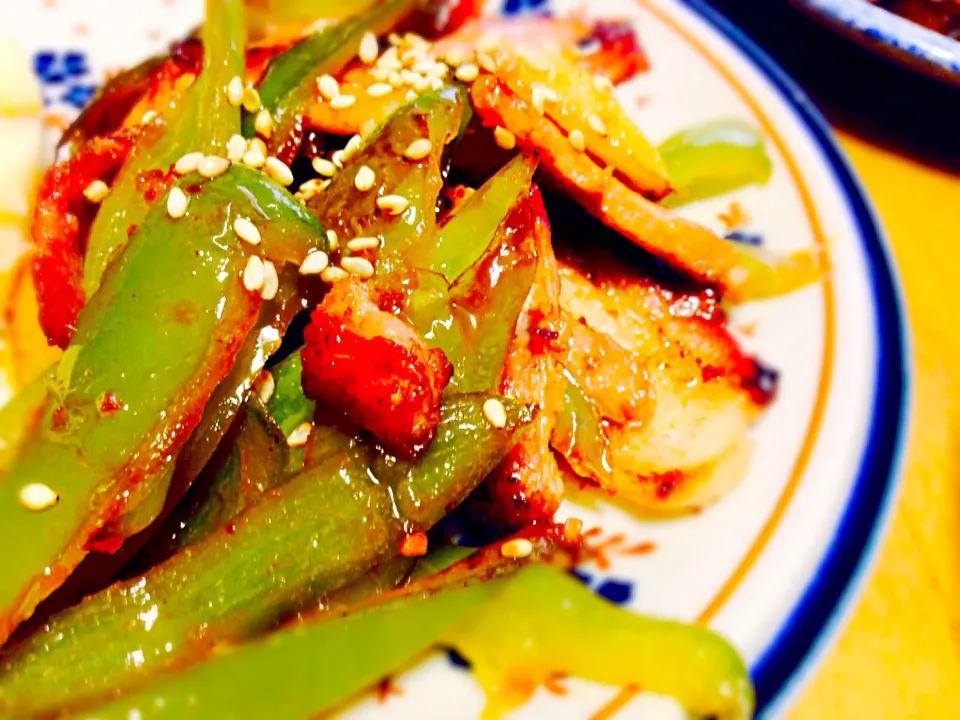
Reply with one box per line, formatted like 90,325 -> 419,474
69,582 -> 501,720
450,563 -> 754,720
83,0 -> 246,297
0,395 -> 533,715
0,166 -> 324,645
264,352 -> 315,439
322,555 -> 417,610
246,0 -> 418,160
63,533 -> 555,720
658,119 -> 772,209
550,372 -> 613,485
421,152 -> 536,281
403,190 -> 539,394
307,87 -> 464,271
0,373 -> 50,473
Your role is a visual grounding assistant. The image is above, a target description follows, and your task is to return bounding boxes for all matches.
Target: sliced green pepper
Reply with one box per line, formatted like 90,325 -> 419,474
658,119 -> 772,209
0,395 -> 532,714
68,582 -> 500,720
83,0 -> 246,296
450,563 -> 754,720
0,166 -> 324,644
264,352 -> 316,439
550,373 -> 613,485
421,152 -> 536,280
307,87 -> 463,271
247,0 -> 418,159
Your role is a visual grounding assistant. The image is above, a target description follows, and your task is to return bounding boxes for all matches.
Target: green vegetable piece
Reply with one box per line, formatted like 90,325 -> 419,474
323,554 -> 416,610
0,372 -> 50,473
0,166 -> 324,645
246,0 -> 382,39
658,119 -> 772,209
83,0 -> 246,296
0,395 -> 532,714
450,563 -> 754,720
265,352 -> 315,439
248,0 -> 418,158
307,87 -> 464,269
550,373 -> 613,484
66,583 -> 500,720
423,152 -> 536,280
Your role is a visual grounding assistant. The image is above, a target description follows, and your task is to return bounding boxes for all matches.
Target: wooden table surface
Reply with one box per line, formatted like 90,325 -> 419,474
703,1 -> 960,716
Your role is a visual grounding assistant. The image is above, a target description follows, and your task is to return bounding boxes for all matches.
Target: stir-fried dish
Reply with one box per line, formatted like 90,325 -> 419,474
0,1 -> 821,718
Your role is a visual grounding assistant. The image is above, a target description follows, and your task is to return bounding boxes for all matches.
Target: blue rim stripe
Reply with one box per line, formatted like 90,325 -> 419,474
679,0 -> 910,715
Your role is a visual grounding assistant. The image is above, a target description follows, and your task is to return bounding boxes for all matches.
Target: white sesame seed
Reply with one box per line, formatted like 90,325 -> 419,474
287,421 -> 313,447
346,236 -> 380,251
299,250 -> 330,275
493,126 -> 516,151
482,398 -> 507,428
376,194 -> 409,215
341,134 -> 362,162
354,165 -> 376,192
412,76 -> 430,93
430,78 -> 444,91
326,229 -> 339,251
175,151 -> 204,174
317,74 -> 340,100
19,483 -> 59,512
249,137 -> 267,156
403,138 -> 432,160
454,62 -> 479,82
312,157 -> 336,177
254,109 -> 274,139
444,46 -> 467,66
501,538 -> 533,558
593,74 -> 613,92
234,217 -> 262,246
569,128 -> 586,152
227,75 -> 244,106
297,178 -> 327,197
264,157 -> 294,186
261,260 -> 279,300
255,370 -> 275,404
198,155 -> 230,178
166,187 -> 189,219
242,85 -> 261,112
388,71 -> 403,87
404,89 -> 417,102
331,94 -> 357,110
366,82 -> 393,97
587,114 -> 608,136
331,150 -> 344,169
226,134 -> 247,162
388,32 -> 403,46
531,87 -> 546,113
476,52 -> 497,73
243,255 -> 265,291
242,149 -> 266,168
341,256 -> 375,278
321,266 -> 349,283
359,31 -> 379,64
361,119 -> 376,137
83,179 -> 110,203
370,67 -> 389,82
140,109 -> 158,124
476,32 -> 501,54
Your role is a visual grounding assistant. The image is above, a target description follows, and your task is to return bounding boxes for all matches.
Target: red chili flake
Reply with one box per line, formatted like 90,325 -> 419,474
620,541 -> 657,556
98,391 -> 122,415
375,676 -> 403,703
399,531 -> 428,557
126,223 -> 137,238
701,364 -> 724,383
544,673 -> 568,696
50,406 -> 69,432
651,470 -> 683,499
225,522 -> 235,535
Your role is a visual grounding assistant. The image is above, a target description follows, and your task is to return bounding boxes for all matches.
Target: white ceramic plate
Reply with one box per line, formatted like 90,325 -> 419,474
11,0 -> 909,717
